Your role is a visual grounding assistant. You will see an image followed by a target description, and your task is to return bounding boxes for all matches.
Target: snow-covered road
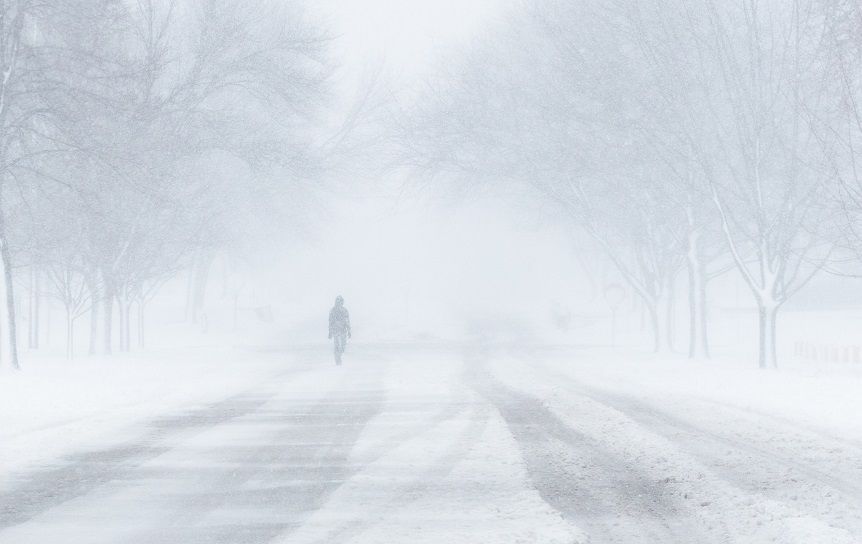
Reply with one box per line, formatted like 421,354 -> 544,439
1,345 -> 860,543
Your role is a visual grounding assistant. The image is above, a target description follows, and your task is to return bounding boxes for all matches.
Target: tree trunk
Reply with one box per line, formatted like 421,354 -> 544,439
28,266 -> 40,349
665,277 -> 676,352
65,306 -> 74,360
88,279 -> 100,356
699,276 -> 710,358
102,280 -> 114,355
757,302 -> 779,369
0,227 -> 20,370
184,254 -> 197,322
184,252 -> 213,323
687,261 -> 699,358
137,300 -> 145,349
116,296 -> 132,352
233,292 -> 239,331
638,298 -> 646,332
646,297 -> 663,353
686,230 -> 708,359
191,255 -> 212,324
123,299 -> 131,351
117,297 -> 125,352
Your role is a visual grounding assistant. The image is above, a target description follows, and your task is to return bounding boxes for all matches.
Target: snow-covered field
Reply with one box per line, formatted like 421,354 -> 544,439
1,344 -> 860,543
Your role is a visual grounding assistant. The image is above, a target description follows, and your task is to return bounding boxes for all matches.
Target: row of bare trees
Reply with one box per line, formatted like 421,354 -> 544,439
0,0 -> 331,366
399,0 -> 862,368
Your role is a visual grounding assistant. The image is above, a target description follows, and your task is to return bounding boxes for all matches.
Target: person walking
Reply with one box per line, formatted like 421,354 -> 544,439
328,295 -> 351,365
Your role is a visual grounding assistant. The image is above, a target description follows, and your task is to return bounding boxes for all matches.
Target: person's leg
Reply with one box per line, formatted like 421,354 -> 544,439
334,334 -> 345,365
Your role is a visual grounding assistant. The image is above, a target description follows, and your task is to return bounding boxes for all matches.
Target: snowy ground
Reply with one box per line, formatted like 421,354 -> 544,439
0,346 -> 304,478
1,344 -> 860,543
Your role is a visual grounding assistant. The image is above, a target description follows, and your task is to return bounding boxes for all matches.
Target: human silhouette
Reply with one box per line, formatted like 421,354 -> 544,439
328,295 -> 351,365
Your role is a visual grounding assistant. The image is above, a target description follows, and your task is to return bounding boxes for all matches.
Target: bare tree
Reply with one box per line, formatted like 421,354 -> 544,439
683,0 -> 836,368
398,0 -> 689,351
45,256 -> 90,359
0,0 -> 335,368
0,0 -> 48,369
42,0 -> 331,353
398,0 -> 842,367
615,0 -> 736,359
806,1 -> 862,276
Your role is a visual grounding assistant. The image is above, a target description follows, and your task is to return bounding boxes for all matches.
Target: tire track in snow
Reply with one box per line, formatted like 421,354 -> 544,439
0,361 -> 385,543
465,359 -> 708,544
277,356 -> 489,543
0,390 -> 275,530
574,384 -> 862,538
149,387 -> 387,544
297,402 -> 491,544
349,374 -> 475,469
520,355 -> 862,538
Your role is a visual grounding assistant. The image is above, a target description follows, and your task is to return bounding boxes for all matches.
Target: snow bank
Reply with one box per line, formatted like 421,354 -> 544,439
530,346 -> 862,441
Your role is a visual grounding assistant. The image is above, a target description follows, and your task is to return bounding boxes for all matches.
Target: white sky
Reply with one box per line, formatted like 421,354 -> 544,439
310,0 -> 510,81
261,0 -> 594,342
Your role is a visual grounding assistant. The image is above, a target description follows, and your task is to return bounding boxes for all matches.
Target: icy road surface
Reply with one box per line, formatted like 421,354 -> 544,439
1,345 -> 860,544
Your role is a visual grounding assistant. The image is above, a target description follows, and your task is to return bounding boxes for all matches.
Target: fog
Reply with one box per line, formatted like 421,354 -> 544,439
2,1 -> 862,543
